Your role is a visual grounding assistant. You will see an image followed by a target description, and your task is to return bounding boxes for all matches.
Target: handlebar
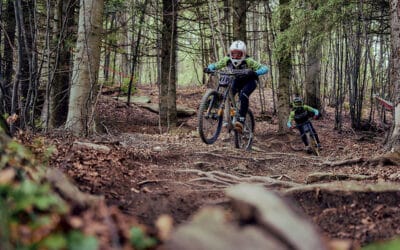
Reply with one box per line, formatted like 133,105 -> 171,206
205,68 -> 251,76
294,120 -> 314,129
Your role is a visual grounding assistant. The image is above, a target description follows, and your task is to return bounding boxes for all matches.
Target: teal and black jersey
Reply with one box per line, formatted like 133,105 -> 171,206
287,105 -> 319,127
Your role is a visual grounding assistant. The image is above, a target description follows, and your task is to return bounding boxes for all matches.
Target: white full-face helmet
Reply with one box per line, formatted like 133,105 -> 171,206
229,40 -> 246,67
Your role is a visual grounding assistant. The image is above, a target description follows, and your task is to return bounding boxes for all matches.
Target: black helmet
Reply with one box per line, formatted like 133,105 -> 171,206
293,96 -> 303,107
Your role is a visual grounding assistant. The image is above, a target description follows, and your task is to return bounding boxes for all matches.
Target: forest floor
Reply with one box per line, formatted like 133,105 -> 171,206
38,84 -> 400,248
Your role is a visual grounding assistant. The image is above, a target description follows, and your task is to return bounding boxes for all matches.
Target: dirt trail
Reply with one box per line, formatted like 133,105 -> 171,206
49,85 -> 400,246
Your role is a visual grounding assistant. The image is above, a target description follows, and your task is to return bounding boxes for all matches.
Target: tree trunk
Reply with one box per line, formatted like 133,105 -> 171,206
11,0 -> 24,133
264,2 -> 277,115
13,0 -> 37,129
304,3 -> 322,113
347,21 -> 362,129
0,2 -> 2,75
232,0 -> 246,42
1,0 -> 15,115
223,0 -> 230,45
304,43 -> 322,110
103,14 -> 114,82
276,0 -> 291,133
388,0 -> 400,151
48,0 -> 77,128
66,0 -> 104,136
119,12 -> 130,76
127,0 -> 148,105
159,0 -> 178,128
334,26 -> 344,131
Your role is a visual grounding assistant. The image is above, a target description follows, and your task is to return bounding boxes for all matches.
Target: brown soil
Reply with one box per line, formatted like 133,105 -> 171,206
47,84 -> 399,247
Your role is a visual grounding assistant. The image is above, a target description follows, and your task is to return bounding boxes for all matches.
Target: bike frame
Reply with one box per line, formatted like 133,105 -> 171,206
198,69 -> 254,149
297,120 -> 319,156
212,70 -> 248,126
218,75 -> 237,124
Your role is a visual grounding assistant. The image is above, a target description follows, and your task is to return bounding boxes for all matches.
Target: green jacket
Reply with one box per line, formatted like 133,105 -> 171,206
287,105 -> 319,127
208,56 -> 269,76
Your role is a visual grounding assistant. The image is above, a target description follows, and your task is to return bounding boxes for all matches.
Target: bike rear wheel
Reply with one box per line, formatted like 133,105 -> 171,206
234,109 -> 255,150
198,89 -> 224,144
306,132 -> 319,156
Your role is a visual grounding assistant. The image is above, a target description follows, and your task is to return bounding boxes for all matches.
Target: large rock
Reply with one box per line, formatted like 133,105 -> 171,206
165,183 -> 327,250
166,206 -> 286,250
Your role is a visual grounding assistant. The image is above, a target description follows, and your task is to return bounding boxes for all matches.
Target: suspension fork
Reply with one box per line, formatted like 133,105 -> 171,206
218,86 -> 231,117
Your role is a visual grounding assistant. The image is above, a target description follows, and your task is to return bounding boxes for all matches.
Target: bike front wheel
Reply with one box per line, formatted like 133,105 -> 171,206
234,109 -> 255,150
198,89 -> 224,144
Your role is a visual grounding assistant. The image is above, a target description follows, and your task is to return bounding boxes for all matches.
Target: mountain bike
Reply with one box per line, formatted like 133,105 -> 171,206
198,69 -> 255,150
296,120 -> 319,156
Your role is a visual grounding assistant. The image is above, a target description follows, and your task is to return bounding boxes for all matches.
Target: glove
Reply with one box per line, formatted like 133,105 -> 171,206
287,121 -> 292,128
237,70 -> 256,80
247,70 -> 257,78
313,110 -> 319,120
204,67 -> 213,74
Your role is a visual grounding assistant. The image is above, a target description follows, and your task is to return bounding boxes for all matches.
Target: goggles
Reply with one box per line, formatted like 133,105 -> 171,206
230,50 -> 244,59
293,102 -> 303,107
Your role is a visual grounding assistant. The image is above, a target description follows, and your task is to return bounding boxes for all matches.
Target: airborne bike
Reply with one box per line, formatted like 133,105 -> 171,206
197,69 -> 255,150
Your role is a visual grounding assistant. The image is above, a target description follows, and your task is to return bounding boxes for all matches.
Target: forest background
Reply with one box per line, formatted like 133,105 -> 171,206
1,0 -> 400,249
0,0 -> 399,144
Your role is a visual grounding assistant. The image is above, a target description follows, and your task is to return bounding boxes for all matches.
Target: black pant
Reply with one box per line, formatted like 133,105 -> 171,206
231,78 -> 257,119
297,121 -> 320,146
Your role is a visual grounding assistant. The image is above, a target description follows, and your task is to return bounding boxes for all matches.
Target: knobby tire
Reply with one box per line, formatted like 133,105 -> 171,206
306,132 -> 319,156
198,89 -> 223,144
234,109 -> 255,150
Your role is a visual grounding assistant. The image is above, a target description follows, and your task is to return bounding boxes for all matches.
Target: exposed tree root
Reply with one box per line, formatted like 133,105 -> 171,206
137,179 -> 171,187
368,151 -> 400,166
46,168 -> 101,207
270,175 -> 295,181
177,169 -> 302,189
193,151 -> 317,162
320,157 -> 366,168
192,151 -> 280,162
289,144 -> 304,152
320,151 -> 400,168
306,172 -> 376,184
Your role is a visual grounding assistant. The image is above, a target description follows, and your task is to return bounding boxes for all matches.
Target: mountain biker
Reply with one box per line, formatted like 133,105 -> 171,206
204,40 -> 269,133
287,96 -> 322,153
